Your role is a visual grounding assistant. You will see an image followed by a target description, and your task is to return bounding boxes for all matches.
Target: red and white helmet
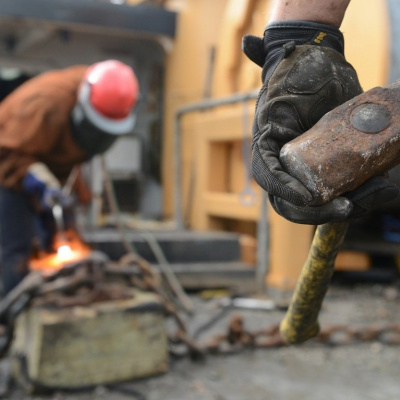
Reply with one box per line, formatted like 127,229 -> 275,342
71,60 -> 140,155
78,60 -> 139,135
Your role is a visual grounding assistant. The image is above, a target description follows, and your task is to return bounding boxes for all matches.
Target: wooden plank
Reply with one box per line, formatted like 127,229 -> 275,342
239,234 -> 257,264
229,139 -> 256,193
195,105 -> 255,142
190,105 -> 257,229
190,118 -> 212,229
209,141 -> 230,192
203,192 -> 261,221
181,115 -> 199,224
11,290 -> 168,389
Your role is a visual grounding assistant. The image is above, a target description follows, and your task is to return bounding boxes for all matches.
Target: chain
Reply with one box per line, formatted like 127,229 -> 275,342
2,252 -> 400,361
197,314 -> 400,355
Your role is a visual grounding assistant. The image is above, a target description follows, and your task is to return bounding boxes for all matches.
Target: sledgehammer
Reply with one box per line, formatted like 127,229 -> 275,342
278,80 -> 400,344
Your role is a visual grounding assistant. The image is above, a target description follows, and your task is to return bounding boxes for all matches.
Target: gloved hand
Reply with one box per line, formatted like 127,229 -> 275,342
22,162 -> 74,211
42,187 -> 74,210
242,21 -> 399,225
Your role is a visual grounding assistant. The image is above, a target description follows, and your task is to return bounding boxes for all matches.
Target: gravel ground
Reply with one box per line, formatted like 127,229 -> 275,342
3,281 -> 400,400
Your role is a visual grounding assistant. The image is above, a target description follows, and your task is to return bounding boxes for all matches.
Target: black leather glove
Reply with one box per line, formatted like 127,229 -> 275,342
242,20 -> 399,225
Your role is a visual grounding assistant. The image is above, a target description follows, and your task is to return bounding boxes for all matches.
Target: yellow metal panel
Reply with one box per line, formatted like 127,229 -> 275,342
162,0 -> 229,217
203,192 -> 261,221
161,0 -> 392,294
342,0 -> 390,89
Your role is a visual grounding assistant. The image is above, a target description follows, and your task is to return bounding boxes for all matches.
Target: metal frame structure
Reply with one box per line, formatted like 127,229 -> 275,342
0,0 -> 176,38
174,91 -> 270,292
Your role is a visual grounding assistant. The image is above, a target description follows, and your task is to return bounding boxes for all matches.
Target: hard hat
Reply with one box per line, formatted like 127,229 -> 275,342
71,60 -> 140,155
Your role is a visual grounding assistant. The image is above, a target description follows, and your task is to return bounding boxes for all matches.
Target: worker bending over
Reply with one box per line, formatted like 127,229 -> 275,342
0,60 -> 139,295
242,0 -> 399,225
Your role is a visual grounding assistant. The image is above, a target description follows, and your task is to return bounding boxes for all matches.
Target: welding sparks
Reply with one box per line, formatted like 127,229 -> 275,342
30,230 -> 91,273
57,245 -> 73,262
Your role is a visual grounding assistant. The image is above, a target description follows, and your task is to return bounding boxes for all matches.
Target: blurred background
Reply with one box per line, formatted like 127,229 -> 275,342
2,1 -> 400,399
0,0 -> 400,297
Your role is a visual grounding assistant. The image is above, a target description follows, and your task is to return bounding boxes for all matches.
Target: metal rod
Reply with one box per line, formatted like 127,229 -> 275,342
256,190 -> 269,294
388,0 -> 400,84
52,202 -> 69,245
62,166 -> 79,197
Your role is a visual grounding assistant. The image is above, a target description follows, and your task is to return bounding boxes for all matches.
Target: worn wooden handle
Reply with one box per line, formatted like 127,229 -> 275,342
279,221 -> 349,344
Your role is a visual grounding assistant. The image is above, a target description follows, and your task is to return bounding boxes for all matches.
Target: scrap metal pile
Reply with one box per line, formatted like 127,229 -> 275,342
2,241 -> 400,365
0,247 -> 194,358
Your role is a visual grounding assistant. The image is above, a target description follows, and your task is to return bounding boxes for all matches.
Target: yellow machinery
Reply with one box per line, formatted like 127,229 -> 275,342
160,0 -> 395,294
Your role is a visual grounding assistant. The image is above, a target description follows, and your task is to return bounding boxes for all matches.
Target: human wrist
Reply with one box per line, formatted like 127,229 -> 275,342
268,0 -> 350,28
26,163 -> 60,189
22,162 -> 60,197
263,20 -> 344,59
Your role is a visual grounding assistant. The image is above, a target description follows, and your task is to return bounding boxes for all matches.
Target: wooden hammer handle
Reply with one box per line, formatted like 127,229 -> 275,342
279,221 -> 349,344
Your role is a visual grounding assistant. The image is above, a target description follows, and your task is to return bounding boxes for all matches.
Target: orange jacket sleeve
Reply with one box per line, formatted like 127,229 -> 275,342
0,66 -> 90,190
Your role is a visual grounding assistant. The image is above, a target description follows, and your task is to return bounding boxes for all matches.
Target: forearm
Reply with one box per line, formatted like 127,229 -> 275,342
268,0 -> 351,28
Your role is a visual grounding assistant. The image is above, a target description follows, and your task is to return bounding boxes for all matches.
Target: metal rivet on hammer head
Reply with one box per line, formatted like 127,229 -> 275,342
350,103 -> 390,134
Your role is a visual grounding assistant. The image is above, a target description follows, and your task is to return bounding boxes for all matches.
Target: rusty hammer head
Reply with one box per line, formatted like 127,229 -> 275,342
280,80 -> 400,206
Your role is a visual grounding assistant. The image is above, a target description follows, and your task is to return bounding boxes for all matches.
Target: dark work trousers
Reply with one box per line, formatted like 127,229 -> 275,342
0,186 -> 57,296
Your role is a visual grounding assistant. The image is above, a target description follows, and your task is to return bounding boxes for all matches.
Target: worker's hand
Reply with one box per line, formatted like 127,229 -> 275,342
269,176 -> 400,225
42,187 -> 74,211
22,162 -> 74,211
242,21 -> 398,224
